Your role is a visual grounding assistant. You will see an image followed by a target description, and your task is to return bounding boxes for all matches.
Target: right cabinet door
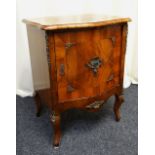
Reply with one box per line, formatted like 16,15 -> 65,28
97,24 -> 122,95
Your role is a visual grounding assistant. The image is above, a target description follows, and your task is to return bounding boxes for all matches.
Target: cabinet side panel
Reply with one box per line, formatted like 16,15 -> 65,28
120,23 -> 128,90
26,25 -> 50,90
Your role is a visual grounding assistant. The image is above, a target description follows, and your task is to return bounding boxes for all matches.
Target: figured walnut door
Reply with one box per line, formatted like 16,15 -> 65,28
54,29 -> 100,102
54,25 -> 122,102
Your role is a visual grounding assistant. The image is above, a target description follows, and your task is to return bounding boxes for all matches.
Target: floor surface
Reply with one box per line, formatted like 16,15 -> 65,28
16,85 -> 138,155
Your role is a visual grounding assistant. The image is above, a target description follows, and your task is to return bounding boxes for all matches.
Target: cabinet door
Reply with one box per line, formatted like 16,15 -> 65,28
55,29 -> 101,102
54,25 -> 122,102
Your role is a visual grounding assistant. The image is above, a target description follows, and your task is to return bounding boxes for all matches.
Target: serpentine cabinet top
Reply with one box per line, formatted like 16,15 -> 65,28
23,14 -> 131,30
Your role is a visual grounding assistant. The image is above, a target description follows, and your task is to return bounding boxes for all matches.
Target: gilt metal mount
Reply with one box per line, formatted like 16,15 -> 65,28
85,57 -> 102,76
110,36 -> 116,46
106,73 -> 114,82
86,100 -> 104,109
50,112 -> 56,123
59,64 -> 65,76
67,84 -> 75,92
65,42 -> 76,49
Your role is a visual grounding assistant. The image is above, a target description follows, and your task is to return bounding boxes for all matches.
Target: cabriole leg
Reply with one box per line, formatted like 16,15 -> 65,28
34,92 -> 42,117
50,112 -> 61,148
114,94 -> 124,121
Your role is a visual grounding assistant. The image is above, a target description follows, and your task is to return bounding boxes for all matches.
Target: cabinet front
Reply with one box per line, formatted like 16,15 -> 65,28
54,25 -> 122,102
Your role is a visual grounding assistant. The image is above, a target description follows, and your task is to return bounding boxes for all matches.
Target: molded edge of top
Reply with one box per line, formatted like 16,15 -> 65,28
23,15 -> 131,31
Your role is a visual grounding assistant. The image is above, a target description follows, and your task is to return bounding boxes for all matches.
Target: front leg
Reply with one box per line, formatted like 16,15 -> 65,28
34,92 -> 42,117
114,94 -> 124,121
50,112 -> 61,148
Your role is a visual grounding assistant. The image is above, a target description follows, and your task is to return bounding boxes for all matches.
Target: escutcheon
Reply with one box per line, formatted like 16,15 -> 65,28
85,57 -> 102,76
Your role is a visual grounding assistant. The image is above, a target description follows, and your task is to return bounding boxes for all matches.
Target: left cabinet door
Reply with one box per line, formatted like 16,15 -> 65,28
54,29 -> 101,102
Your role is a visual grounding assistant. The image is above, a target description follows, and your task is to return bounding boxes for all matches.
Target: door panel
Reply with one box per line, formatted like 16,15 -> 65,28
55,29 -> 100,102
54,25 -> 122,102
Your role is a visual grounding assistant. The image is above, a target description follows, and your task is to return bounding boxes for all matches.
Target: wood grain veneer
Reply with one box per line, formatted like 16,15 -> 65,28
23,14 -> 131,148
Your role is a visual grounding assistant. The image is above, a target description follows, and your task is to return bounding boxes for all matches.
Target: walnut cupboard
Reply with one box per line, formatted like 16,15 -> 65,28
23,14 -> 131,147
